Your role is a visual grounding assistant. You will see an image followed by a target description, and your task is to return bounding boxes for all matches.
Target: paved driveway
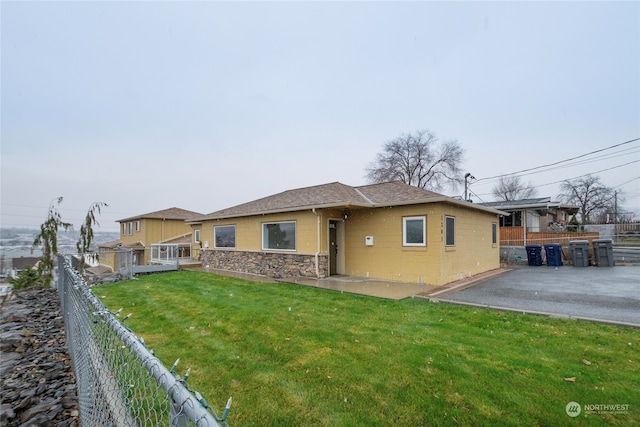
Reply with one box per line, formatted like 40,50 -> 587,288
434,265 -> 640,327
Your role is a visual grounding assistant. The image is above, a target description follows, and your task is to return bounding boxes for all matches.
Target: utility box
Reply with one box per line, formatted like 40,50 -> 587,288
569,240 -> 589,267
544,243 -> 563,267
525,244 -> 543,266
592,239 -> 614,267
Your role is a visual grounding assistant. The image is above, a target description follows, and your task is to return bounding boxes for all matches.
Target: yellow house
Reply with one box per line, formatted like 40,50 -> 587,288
188,182 -> 506,286
104,207 -> 203,268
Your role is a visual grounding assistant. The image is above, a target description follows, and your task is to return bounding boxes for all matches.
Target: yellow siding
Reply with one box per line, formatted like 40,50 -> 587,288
118,218 -> 193,265
343,204 -> 500,286
197,203 -> 500,286
201,210 -> 322,255
432,204 -> 500,285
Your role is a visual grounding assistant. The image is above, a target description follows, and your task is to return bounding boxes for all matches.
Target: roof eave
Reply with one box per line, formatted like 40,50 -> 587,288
197,201 -> 373,221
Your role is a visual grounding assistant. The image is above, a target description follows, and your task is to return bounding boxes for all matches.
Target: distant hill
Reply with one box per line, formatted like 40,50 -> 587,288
0,227 -> 120,259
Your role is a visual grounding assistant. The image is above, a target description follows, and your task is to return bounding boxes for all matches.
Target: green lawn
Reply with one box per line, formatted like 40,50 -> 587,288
94,270 -> 639,426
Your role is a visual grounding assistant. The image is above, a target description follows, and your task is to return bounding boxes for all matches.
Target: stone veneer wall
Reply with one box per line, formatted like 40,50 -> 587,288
200,250 -> 328,279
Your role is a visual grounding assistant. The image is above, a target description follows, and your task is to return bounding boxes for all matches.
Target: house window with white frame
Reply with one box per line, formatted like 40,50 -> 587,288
121,223 -> 126,235
128,222 -> 133,235
214,225 -> 236,248
135,220 -> 140,232
194,229 -> 200,243
403,216 -> 426,246
445,216 -> 455,246
262,221 -> 296,251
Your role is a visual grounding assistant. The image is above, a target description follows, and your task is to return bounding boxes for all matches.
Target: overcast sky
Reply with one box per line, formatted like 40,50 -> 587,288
2,1 -> 639,232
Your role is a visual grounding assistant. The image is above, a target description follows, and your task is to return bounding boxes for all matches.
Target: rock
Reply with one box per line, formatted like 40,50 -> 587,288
0,288 -> 79,427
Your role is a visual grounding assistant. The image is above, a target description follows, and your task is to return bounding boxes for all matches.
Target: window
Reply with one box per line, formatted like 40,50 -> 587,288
214,225 -> 236,248
262,221 -> 296,251
135,220 -> 140,232
121,223 -> 126,235
445,216 -> 455,246
403,216 -> 426,246
492,223 -> 497,245
194,229 -> 200,243
128,222 -> 133,235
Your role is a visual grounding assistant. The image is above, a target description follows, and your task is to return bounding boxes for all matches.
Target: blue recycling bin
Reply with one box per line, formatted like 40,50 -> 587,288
525,244 -> 543,266
544,243 -> 563,267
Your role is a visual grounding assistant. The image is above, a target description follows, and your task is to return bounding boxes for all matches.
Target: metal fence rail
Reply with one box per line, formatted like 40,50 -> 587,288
58,254 -> 229,426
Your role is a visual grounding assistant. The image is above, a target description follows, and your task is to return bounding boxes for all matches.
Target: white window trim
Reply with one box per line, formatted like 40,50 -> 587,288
262,221 -> 297,251
194,229 -> 200,243
214,225 -> 236,248
445,216 -> 455,247
135,220 -> 140,232
403,216 -> 426,247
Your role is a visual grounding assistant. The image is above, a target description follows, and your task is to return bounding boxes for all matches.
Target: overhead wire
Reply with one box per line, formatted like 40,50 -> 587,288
474,137 -> 640,183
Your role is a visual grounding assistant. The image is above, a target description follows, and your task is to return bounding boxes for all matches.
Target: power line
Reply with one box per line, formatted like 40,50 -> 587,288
473,160 -> 640,196
475,137 -> 639,182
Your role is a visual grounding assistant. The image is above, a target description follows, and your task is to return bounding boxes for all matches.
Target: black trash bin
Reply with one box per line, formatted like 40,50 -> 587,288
544,243 -> 563,266
525,244 -> 543,266
592,239 -> 614,267
569,240 -> 589,267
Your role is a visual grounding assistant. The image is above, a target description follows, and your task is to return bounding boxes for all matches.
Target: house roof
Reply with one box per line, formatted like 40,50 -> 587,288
192,181 -> 506,222
97,239 -> 121,249
12,257 -> 41,270
161,233 -> 192,244
117,207 -> 202,223
480,197 -> 579,213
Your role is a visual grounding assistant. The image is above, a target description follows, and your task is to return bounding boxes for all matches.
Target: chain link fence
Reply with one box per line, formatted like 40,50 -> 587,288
57,254 -> 230,426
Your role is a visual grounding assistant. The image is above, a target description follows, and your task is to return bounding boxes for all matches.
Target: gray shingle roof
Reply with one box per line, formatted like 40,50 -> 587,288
118,207 -> 202,222
193,181 -> 502,221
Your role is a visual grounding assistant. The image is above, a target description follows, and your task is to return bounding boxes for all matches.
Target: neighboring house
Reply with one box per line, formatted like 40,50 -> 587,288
100,208 -> 202,270
478,198 -> 599,248
188,182 -> 506,287
480,198 -> 579,232
8,256 -> 41,280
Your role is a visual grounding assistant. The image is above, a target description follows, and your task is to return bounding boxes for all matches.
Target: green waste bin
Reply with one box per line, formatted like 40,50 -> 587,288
569,240 -> 589,267
592,239 -> 614,267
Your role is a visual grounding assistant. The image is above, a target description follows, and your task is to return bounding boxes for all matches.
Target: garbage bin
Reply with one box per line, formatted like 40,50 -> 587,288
544,243 -> 563,266
525,244 -> 543,266
569,240 -> 589,267
592,239 -> 614,267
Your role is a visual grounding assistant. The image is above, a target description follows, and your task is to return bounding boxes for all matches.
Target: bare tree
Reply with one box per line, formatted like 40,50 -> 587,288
365,129 -> 465,191
492,176 -> 538,201
560,175 -> 618,224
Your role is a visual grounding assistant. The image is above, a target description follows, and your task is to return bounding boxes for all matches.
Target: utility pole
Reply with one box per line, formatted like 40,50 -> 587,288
614,191 -> 618,242
464,173 -> 475,202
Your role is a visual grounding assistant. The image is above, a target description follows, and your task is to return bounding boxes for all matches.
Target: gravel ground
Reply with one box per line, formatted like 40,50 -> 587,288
1,287 -> 80,427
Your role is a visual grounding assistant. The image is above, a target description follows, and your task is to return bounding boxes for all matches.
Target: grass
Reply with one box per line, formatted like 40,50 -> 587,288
94,270 -> 640,426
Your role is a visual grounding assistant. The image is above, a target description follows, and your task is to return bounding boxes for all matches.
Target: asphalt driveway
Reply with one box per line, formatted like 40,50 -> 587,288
433,265 -> 640,327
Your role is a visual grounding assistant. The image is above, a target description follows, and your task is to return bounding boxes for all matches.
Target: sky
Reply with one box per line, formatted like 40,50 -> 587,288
1,1 -> 639,232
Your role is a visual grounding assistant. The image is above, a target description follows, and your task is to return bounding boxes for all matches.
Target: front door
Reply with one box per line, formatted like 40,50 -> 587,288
329,221 -> 338,275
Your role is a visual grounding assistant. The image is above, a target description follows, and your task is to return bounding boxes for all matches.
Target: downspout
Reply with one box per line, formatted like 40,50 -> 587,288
523,209 -> 527,246
313,208 -> 320,278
